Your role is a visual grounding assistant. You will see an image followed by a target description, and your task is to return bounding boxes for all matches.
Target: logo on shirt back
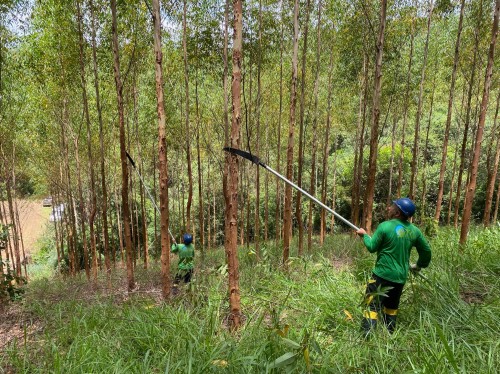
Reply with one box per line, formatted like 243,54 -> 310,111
395,225 -> 406,238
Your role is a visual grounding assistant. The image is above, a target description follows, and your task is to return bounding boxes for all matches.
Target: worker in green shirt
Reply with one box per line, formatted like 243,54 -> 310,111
356,198 -> 431,334
171,233 -> 195,288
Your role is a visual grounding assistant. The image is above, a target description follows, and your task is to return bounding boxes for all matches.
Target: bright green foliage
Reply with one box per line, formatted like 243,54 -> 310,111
2,227 -> 499,372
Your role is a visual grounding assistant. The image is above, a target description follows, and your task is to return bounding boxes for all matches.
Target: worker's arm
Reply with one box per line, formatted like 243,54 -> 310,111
356,226 -> 383,253
171,243 -> 179,253
414,231 -> 431,269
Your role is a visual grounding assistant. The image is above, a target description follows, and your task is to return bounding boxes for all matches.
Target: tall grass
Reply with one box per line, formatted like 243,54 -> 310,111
1,227 -> 499,373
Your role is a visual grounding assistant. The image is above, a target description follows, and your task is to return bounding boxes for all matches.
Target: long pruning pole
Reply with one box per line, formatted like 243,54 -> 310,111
224,147 -> 360,231
126,152 -> 177,244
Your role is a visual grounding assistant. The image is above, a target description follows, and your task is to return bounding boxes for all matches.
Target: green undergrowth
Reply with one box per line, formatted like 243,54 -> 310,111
1,227 -> 499,373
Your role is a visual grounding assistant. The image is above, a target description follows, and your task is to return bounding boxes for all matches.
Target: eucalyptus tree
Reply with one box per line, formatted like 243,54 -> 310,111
111,0 -> 135,291
364,0 -> 387,233
224,0 -> 243,330
434,0 -> 466,222
307,0 -> 322,251
460,0 -> 499,245
295,0 -> 311,256
409,0 -> 434,201
454,0 -> 485,227
283,0 -> 299,264
152,0 -> 172,299
89,0 -> 111,279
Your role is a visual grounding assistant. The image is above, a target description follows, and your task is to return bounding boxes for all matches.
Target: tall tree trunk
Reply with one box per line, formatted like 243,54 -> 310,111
254,0 -> 263,259
434,0 -> 465,222
460,0 -> 499,245
386,113 -> 398,212
454,5 -> 483,227
89,0 -> 111,280
409,0 -> 434,200
320,49 -> 334,245
283,0 -> 300,263
295,0 -> 311,256
5,177 -> 21,277
446,133 -> 459,225
224,0 -> 243,330
483,91 -> 500,226
275,0 -> 285,243
76,0 -> 98,283
352,50 -> 368,227
196,91 -> 204,252
152,0 -> 171,298
308,0 -> 322,252
183,0 -> 193,233
397,0 -> 417,197
330,147 -> 338,231
111,0 -> 135,291
419,72 -> 436,222
74,130 -> 91,281
363,0 -> 387,233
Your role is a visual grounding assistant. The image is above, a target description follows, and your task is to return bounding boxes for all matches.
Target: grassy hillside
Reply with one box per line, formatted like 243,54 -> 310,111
1,227 -> 499,373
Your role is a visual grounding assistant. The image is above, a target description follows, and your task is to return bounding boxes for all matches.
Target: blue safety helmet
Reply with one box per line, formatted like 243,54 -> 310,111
183,233 -> 193,245
393,198 -> 416,218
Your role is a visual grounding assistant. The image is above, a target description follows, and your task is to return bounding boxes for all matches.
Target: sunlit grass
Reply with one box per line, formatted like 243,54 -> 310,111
1,227 -> 499,372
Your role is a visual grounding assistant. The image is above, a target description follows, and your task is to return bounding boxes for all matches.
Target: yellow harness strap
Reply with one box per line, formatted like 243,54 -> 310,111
383,307 -> 398,316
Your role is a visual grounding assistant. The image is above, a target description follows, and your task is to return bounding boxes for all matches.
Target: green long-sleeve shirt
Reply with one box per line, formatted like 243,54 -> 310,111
171,243 -> 195,270
362,219 -> 431,284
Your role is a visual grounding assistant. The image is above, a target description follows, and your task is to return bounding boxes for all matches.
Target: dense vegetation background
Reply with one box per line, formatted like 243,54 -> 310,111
1,0 -> 500,371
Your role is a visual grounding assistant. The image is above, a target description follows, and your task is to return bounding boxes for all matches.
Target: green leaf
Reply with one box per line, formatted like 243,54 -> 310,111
268,352 -> 298,369
281,338 -> 301,349
311,338 -> 323,356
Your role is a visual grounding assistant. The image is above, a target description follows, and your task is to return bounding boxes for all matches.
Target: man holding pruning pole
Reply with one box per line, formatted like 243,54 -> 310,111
356,198 -> 432,335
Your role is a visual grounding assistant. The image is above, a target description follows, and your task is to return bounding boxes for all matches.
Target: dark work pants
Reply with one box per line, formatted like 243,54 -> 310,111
362,273 -> 404,333
174,269 -> 193,285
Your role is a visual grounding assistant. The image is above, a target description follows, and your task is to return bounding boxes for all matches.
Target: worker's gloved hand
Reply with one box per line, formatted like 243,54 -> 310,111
171,243 -> 176,251
356,228 -> 367,237
410,263 -> 421,273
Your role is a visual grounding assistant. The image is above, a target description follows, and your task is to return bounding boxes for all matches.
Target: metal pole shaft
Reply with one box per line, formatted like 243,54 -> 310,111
263,164 -> 360,231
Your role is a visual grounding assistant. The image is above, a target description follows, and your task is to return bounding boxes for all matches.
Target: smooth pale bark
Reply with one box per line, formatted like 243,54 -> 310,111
409,0 -> 434,200
111,0 -> 135,291
386,114 -> 398,213
454,4 -> 483,227
89,0 -> 111,280
283,0 -> 299,263
419,73 -> 436,222
397,3 -> 416,196
254,0 -> 262,260
308,0 -> 322,251
446,135 -> 459,225
295,0 -> 311,256
224,0 -> 243,330
434,0 -> 466,222
76,0 -> 98,283
275,0 -> 285,244
352,51 -> 368,227
131,82 -> 149,269
152,0 -> 171,298
363,0 -> 387,233
73,137 -> 91,280
320,49 -> 334,245
460,0 -> 499,245
183,0 -> 193,233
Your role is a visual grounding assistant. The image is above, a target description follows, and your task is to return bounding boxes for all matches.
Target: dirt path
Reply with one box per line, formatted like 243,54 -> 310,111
5,199 -> 50,257
1,200 -> 49,354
